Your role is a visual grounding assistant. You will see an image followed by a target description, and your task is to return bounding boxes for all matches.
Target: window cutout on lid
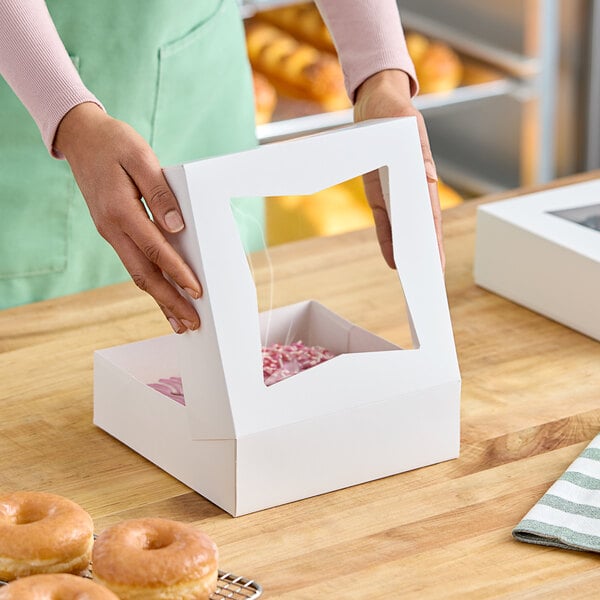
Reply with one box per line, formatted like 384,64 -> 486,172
550,203 -> 600,233
231,170 -> 418,388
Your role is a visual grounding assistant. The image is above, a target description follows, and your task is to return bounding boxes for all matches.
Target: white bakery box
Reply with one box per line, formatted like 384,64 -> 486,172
93,118 -> 461,517
474,178 -> 600,341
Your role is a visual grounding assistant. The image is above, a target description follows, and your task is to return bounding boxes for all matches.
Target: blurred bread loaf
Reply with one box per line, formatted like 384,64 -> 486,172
266,177 -> 373,246
406,32 -> 430,65
437,179 -> 463,210
256,2 -> 336,54
245,20 -> 349,110
252,71 -> 277,124
266,177 -> 463,247
406,32 -> 463,94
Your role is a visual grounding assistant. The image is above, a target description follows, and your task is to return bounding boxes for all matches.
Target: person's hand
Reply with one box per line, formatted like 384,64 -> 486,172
353,69 -> 445,271
54,102 -> 202,333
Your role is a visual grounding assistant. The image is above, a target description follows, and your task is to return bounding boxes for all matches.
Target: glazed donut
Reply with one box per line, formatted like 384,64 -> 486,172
92,517 -> 218,600
0,573 -> 119,599
0,491 -> 94,581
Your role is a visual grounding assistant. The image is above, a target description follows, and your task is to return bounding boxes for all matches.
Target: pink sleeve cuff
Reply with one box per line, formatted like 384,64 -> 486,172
0,0 -> 104,158
315,0 -> 418,101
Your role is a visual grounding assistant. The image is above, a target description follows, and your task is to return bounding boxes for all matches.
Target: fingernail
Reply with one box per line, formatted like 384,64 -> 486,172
184,287 -> 201,299
168,317 -> 183,333
181,319 -> 199,331
164,210 -> 184,233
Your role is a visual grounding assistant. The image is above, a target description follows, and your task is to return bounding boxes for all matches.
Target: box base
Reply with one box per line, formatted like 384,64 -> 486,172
94,333 -> 460,516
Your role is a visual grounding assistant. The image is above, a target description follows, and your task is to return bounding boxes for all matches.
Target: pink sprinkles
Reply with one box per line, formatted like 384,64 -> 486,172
262,341 -> 335,386
148,341 -> 335,403
148,376 -> 185,405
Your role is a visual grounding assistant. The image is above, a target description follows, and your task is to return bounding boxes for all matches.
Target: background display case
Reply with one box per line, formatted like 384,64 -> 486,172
237,0 -> 596,241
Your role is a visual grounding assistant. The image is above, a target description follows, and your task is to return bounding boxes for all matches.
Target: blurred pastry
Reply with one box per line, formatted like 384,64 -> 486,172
437,179 -> 463,210
418,42 -> 463,93
406,32 -> 463,94
405,32 -> 430,65
252,71 -> 277,124
460,59 -> 502,85
245,20 -> 349,110
256,3 -> 336,54
266,177 -> 372,246
266,176 -> 463,246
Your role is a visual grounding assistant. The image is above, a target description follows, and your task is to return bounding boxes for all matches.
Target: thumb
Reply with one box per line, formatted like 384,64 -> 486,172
362,170 -> 395,269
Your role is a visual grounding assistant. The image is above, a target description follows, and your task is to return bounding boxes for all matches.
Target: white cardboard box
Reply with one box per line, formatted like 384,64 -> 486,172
94,118 -> 461,516
474,179 -> 600,341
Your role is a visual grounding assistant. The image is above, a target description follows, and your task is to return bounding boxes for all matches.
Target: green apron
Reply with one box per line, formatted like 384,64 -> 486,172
0,0 -> 262,310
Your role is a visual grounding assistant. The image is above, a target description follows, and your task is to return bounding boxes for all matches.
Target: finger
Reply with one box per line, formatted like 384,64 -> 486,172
122,144 -> 186,235
112,232 -> 201,332
362,170 -> 395,269
428,178 -> 446,273
114,180 -> 202,300
416,113 -> 438,182
416,113 -> 445,271
157,304 -> 185,335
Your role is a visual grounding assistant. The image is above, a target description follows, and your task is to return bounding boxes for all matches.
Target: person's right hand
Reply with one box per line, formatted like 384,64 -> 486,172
54,102 -> 202,334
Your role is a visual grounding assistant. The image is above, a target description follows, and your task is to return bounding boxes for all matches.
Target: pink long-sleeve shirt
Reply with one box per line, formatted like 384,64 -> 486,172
0,0 -> 416,156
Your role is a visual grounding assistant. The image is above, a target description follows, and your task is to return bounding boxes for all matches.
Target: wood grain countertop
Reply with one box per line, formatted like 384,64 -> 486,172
1,171 -> 600,598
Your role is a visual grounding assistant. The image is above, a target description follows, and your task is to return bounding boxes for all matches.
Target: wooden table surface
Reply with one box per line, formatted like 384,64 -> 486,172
1,171 -> 600,598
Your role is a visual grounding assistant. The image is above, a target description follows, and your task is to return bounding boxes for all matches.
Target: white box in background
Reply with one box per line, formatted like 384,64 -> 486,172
474,179 -> 600,341
94,118 -> 461,517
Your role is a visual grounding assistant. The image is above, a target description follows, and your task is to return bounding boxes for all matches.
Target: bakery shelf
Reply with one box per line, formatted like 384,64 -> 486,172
240,1 -> 538,79
434,158 -> 509,198
415,78 -> 520,111
257,78 -> 519,144
257,108 -> 352,143
238,0 -> 299,18
400,9 -> 539,79
244,0 -> 560,187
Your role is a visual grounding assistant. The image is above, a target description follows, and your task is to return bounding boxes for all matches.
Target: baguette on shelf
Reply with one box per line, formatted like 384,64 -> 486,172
255,2 -> 336,54
245,20 -> 350,111
246,4 -> 502,126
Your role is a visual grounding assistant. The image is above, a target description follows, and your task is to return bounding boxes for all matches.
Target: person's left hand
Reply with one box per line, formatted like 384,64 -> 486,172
353,69 -> 445,272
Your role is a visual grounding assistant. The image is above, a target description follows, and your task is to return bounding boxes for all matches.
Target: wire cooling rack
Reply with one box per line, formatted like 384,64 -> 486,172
214,571 -> 263,599
0,570 -> 262,598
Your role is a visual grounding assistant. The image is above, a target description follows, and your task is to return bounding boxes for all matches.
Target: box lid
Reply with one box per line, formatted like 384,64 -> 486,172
163,118 -> 460,440
477,179 -> 600,262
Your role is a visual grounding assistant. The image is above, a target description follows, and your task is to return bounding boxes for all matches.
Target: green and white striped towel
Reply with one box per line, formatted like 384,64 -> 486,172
513,433 -> 600,552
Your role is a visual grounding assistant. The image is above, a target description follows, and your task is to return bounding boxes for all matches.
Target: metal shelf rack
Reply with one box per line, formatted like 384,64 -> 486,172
241,0 -> 561,195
